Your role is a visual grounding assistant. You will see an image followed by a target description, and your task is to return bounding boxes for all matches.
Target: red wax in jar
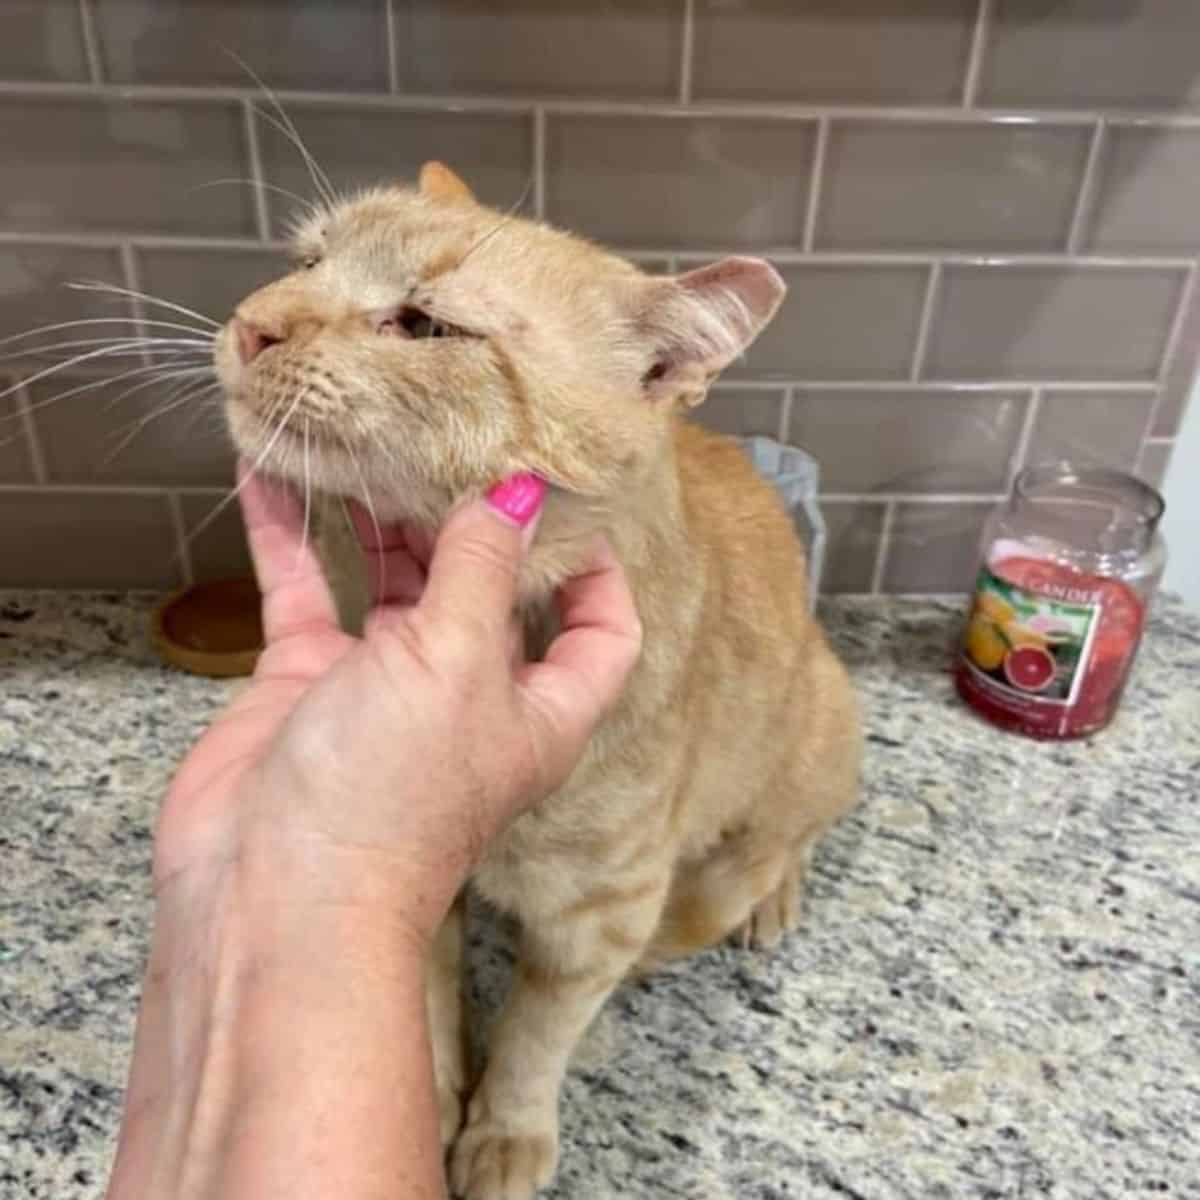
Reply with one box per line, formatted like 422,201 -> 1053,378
955,555 -> 1145,740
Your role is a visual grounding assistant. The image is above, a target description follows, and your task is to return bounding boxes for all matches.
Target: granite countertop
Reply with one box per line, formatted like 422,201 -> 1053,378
1,591 -> 1198,1199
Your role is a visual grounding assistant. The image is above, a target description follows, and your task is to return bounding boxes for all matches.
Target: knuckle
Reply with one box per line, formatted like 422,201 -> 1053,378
458,532 -> 518,583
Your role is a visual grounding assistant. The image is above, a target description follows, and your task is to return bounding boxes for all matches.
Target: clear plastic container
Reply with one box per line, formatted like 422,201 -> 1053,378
956,462 -> 1167,739
738,436 -> 825,611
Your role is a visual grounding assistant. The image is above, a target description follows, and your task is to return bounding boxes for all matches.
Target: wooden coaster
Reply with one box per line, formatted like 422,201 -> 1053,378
150,577 -> 264,678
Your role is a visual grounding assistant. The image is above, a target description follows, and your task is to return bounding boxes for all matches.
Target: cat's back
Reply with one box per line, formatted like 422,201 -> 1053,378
673,419 -> 812,626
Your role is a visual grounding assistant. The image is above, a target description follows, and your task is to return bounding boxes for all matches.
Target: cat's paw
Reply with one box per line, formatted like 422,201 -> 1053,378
741,859 -> 804,949
449,1120 -> 558,1200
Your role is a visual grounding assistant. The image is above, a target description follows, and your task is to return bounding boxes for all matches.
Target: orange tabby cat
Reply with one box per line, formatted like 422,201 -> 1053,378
214,161 -> 861,1200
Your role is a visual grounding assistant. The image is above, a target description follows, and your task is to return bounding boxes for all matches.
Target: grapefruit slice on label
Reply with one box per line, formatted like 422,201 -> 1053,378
1003,644 -> 1057,692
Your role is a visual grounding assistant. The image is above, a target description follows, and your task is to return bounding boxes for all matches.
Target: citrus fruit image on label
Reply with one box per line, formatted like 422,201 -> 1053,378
961,563 -> 1100,706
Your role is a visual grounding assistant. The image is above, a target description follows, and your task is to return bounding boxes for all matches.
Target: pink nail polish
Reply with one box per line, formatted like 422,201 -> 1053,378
486,472 -> 546,528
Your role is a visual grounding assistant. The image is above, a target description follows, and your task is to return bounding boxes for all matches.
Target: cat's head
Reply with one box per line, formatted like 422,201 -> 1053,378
215,161 -> 784,541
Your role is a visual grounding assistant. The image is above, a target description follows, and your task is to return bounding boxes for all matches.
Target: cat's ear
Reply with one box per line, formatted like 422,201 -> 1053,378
418,161 -> 476,205
638,257 -> 785,406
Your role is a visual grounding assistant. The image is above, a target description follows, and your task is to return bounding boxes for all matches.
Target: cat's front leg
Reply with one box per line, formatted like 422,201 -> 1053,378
427,893 -> 469,1149
450,876 -> 668,1200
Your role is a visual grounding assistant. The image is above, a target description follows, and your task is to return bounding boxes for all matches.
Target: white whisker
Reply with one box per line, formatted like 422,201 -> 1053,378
455,175 -> 535,270
340,431 -> 385,600
185,390 -> 303,550
0,317 -> 216,350
2,337 -> 213,364
222,47 -> 339,210
101,377 -> 221,466
251,104 -> 338,210
0,343 -> 208,403
193,177 -> 314,210
1,362 -> 212,427
66,281 -> 221,330
99,365 -> 216,414
297,415 -> 313,572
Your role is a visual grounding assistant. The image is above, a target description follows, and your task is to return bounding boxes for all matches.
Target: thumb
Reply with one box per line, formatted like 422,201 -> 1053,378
516,537 -> 642,791
419,473 -> 546,636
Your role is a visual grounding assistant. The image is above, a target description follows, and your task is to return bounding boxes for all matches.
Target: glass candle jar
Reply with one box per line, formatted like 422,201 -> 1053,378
956,462 -> 1167,739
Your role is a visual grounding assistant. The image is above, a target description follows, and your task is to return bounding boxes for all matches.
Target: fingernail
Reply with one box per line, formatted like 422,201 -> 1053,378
485,472 -> 546,528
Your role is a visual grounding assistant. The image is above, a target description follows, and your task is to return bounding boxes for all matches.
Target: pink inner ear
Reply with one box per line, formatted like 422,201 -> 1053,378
675,256 -> 786,326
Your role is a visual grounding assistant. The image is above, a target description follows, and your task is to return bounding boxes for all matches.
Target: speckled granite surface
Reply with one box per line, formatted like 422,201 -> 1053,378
2,591 -> 1198,1199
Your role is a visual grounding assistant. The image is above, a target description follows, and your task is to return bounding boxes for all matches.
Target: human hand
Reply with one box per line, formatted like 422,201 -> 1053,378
155,466 -> 642,945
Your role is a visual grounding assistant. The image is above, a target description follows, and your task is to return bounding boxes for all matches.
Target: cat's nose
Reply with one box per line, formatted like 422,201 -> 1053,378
232,317 -> 282,365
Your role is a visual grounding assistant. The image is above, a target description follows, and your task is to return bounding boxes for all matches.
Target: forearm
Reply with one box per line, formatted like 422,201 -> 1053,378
107,868 -> 447,1200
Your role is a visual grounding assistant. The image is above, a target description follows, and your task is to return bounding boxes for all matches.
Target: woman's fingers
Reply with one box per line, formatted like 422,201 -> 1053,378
238,463 -> 339,645
345,499 -> 428,609
418,476 -> 545,643
516,537 -> 642,790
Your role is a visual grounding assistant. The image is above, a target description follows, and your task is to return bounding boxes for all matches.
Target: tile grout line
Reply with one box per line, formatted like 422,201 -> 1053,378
242,100 -> 272,242
678,0 -> 695,104
13,79 -> 1200,128
1155,261 -> 1198,384
2,230 -> 1194,273
385,0 -> 400,94
801,117 -> 829,253
14,382 -> 49,484
777,385 -> 794,443
960,0 -> 991,108
76,0 -> 104,86
166,491 -> 194,586
908,262 -> 942,381
1006,386 -> 1042,489
532,107 -> 547,220
118,242 -> 152,367
1066,120 -> 1106,255
869,501 -> 896,595
1143,261 -> 1199,441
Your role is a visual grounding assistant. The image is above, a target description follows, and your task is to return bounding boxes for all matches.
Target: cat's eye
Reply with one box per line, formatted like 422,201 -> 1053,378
376,305 -> 469,340
301,256 -> 320,270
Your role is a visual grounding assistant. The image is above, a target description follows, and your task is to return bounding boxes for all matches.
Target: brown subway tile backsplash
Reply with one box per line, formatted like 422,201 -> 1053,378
739,265 -> 928,380
926,266 -> 1185,382
881,502 -> 992,594
180,492 -> 253,581
545,116 -> 816,251
980,0 -> 1200,112
1028,390 -> 1155,473
816,122 -> 1090,252
258,107 -> 532,235
0,5 -> 1197,595
392,0 -> 681,99
0,244 -> 127,348
30,371 -> 234,487
692,0 -> 976,105
92,0 -> 389,91
0,395 -> 37,482
136,247 -> 287,329
0,99 -> 255,237
692,388 -> 785,439
1086,127 -> 1200,255
0,0 -> 89,82
789,388 -> 1028,495
819,500 -> 886,594
0,490 -> 180,588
